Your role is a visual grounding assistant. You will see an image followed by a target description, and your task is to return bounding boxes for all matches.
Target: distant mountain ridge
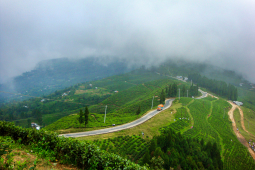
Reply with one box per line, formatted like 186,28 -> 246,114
0,57 -> 134,104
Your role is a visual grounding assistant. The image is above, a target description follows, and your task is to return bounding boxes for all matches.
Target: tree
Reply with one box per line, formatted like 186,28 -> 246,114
182,85 -> 186,97
84,106 -> 89,127
172,83 -> 178,97
142,149 -> 150,165
168,85 -> 172,97
149,138 -> 157,155
160,89 -> 166,104
35,109 -> 43,125
136,106 -> 141,115
78,109 -> 84,124
27,118 -> 31,128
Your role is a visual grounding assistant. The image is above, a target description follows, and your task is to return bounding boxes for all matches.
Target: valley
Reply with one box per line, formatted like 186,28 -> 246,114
1,64 -> 255,169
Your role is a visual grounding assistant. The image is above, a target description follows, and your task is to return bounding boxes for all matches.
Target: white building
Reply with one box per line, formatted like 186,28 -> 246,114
233,101 -> 243,106
62,93 -> 68,96
31,122 -> 40,130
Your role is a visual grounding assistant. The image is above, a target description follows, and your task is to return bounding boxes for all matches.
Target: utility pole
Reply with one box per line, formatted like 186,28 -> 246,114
179,88 -> 180,100
104,105 -> 107,123
187,90 -> 188,97
181,108 -> 182,120
151,96 -> 154,109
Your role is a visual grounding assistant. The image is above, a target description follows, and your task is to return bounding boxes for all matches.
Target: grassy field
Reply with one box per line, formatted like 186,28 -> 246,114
45,78 -> 186,132
233,108 -> 255,142
77,102 -> 182,141
241,106 -> 255,137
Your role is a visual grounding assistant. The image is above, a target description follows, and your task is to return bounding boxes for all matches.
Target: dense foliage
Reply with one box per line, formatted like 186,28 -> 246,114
188,73 -> 238,100
93,135 -> 149,163
0,121 -> 147,169
143,128 -> 222,170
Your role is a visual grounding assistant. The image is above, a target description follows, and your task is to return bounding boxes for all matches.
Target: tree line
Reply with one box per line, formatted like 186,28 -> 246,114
159,83 -> 199,104
188,73 -> 238,100
141,128 -> 223,170
78,106 -> 89,127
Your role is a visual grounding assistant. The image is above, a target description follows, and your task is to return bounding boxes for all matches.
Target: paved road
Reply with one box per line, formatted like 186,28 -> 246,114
196,89 -> 208,99
60,99 -> 175,138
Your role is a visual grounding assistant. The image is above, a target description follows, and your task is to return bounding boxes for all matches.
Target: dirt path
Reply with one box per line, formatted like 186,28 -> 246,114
228,101 -> 255,159
236,105 -> 255,138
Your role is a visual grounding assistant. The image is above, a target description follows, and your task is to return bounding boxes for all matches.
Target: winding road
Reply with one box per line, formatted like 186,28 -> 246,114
60,99 -> 175,138
196,89 -> 208,99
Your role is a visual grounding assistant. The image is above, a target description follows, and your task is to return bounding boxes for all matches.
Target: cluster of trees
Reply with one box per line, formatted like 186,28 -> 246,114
78,106 -> 89,127
188,73 -> 238,100
141,128 -> 223,170
159,82 -> 199,104
159,83 -> 178,104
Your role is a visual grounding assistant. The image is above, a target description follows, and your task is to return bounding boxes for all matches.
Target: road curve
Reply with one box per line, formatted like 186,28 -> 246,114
196,89 -> 208,99
60,99 -> 175,138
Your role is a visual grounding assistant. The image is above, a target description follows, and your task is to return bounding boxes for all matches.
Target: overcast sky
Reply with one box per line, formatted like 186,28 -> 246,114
1,0 -> 255,83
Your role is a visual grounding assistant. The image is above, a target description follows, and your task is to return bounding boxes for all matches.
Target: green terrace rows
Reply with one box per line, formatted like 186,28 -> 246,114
158,96 -> 255,169
183,99 -> 220,144
93,135 -> 149,163
160,106 -> 191,133
208,99 -> 255,170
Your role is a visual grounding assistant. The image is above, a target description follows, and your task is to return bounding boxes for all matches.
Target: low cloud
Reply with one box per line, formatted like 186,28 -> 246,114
1,0 -> 255,83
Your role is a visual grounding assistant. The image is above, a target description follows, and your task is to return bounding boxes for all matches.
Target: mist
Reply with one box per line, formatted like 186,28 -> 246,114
1,0 -> 255,83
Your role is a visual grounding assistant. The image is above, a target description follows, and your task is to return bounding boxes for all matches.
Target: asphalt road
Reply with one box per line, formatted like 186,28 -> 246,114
196,89 -> 208,99
60,99 -> 175,138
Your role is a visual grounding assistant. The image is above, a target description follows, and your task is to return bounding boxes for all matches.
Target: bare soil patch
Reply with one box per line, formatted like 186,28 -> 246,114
228,101 -> 255,160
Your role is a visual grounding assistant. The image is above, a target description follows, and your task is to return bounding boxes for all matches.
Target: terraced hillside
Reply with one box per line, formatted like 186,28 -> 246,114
160,96 -> 255,169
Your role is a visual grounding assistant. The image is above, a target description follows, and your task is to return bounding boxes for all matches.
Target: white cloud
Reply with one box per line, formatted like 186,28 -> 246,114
0,0 -> 255,82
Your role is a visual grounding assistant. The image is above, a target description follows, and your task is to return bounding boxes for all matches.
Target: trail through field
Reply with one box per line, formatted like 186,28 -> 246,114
236,105 -> 255,138
228,101 -> 255,159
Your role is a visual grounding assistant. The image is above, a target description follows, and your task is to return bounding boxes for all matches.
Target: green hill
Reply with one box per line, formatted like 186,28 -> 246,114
0,69 -> 184,128
44,78 -> 187,132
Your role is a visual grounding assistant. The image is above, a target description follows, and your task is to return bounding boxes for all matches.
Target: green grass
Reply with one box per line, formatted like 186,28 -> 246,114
208,99 -> 255,170
241,106 -> 255,138
161,97 -> 255,169
45,78 -> 185,132
233,107 -> 255,142
77,104 -> 181,141
93,135 -> 149,163
77,95 -> 255,169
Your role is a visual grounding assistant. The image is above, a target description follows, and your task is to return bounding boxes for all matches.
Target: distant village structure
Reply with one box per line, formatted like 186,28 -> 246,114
31,122 -> 40,130
233,101 -> 243,106
176,76 -> 188,81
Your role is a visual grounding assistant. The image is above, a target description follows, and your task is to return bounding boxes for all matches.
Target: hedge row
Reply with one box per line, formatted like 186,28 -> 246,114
0,121 -> 147,170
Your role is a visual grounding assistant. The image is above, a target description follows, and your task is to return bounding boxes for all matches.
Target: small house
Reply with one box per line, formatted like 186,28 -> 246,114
31,122 -> 40,130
